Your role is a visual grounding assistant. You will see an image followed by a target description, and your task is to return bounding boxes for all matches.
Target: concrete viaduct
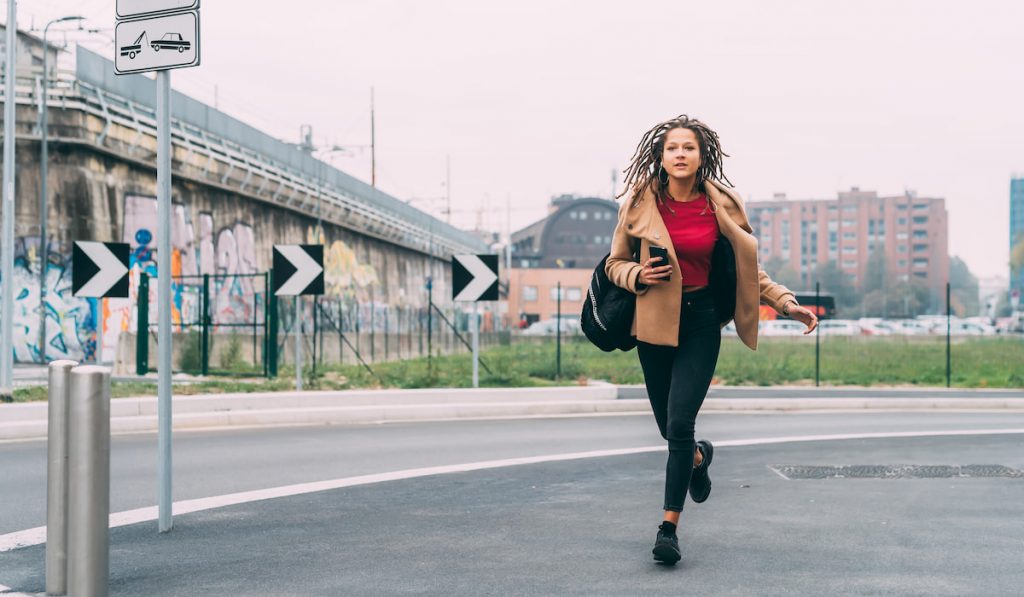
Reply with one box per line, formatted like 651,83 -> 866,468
1,45 -> 489,365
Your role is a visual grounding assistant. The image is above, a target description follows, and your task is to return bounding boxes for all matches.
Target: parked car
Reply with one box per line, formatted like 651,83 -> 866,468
889,319 -> 935,335
759,320 -> 806,336
817,319 -> 862,336
522,318 -> 580,336
948,321 -> 995,336
858,319 -> 895,336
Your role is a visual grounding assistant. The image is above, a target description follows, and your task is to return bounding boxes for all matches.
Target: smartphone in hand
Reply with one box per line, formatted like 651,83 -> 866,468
649,245 -> 671,279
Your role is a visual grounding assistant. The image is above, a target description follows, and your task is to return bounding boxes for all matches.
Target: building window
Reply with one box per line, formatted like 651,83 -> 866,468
549,286 -> 581,301
913,244 -> 928,252
899,245 -> 907,253
842,260 -> 857,268
898,217 -> 907,225
520,260 -> 531,268
913,216 -> 928,224
594,235 -> 603,244
842,232 -> 856,240
913,258 -> 928,268
913,271 -> 927,278
843,246 -> 857,254
579,211 -> 588,220
913,203 -> 929,210
898,259 -> 907,267
842,205 -> 858,212
896,232 -> 908,240
913,230 -> 928,239
570,211 -> 578,220
523,286 -> 537,301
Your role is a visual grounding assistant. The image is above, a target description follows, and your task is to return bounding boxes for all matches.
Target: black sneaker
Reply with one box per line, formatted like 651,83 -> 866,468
689,439 -> 714,503
652,523 -> 681,565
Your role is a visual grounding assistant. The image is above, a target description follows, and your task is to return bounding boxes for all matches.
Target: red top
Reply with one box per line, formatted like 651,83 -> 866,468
656,194 -> 720,287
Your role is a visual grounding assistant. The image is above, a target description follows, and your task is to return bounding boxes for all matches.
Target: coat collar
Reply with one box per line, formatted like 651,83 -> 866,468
623,179 -> 753,246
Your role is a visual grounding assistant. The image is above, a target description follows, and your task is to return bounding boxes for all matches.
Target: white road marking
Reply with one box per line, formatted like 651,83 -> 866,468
1,427 -> 1023,555
0,582 -> 32,596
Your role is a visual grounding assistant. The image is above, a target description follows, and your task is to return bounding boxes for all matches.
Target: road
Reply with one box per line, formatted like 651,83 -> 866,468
2,410 -> 1023,595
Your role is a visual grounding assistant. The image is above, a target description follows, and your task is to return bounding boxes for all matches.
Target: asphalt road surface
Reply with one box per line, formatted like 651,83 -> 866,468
2,411 -> 1023,595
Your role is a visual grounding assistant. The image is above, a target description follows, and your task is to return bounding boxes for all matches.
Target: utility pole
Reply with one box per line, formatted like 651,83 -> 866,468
370,86 -> 376,188
38,15 -> 85,363
445,154 -> 451,225
2,0 -> 19,399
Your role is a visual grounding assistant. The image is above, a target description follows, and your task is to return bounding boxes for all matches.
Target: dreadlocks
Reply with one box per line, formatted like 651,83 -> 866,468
617,115 -> 732,209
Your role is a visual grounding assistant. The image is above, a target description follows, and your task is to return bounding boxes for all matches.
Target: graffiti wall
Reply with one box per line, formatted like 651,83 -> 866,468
10,237 -> 96,363
118,195 -> 262,343
8,189 -> 406,364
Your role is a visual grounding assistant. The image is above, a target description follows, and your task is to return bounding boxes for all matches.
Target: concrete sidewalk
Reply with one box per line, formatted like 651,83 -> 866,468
3,384 -> 1024,441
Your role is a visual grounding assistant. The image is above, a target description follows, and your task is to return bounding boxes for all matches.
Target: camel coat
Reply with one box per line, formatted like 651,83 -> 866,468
605,179 -> 797,350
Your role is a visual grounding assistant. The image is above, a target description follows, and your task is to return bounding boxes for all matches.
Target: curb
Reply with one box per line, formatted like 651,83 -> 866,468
3,387 -> 1024,441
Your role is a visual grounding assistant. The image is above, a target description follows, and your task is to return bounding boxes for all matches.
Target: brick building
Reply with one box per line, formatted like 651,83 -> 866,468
509,195 -> 617,326
746,187 -> 949,310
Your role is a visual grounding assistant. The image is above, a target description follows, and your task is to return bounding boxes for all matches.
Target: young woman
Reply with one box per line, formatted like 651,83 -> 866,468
606,115 -> 818,565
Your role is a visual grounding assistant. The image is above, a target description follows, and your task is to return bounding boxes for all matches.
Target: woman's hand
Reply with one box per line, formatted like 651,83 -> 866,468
638,257 -> 672,286
786,302 -> 819,334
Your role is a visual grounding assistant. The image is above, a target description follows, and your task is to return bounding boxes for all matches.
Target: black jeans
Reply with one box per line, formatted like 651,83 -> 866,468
636,286 -> 722,513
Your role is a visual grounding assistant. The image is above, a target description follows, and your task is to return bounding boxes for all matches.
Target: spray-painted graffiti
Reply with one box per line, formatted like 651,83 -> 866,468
10,194 -> 401,364
9,195 -> 268,364
9,237 -> 97,363
303,227 -> 383,332
307,227 -> 379,299
121,196 -> 262,335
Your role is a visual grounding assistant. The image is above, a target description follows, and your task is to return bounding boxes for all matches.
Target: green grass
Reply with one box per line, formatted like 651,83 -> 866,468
9,336 -> 1023,403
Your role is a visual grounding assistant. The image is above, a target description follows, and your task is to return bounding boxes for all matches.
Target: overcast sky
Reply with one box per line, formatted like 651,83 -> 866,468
25,0 -> 1024,279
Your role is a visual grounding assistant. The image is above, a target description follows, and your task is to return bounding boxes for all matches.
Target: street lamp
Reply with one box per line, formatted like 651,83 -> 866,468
38,14 -> 84,362
313,145 -> 353,242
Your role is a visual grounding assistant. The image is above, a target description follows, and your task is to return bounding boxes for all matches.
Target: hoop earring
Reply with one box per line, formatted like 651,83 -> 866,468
657,166 -> 668,186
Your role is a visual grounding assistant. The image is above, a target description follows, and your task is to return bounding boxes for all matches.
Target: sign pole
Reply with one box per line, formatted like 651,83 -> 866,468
472,301 -> 479,388
295,297 -> 302,391
156,69 -> 173,533
96,299 -> 105,364
1,0 -> 17,400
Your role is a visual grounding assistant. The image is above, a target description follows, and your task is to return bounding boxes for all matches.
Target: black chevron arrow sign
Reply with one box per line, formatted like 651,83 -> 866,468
72,241 -> 130,298
272,244 -> 324,296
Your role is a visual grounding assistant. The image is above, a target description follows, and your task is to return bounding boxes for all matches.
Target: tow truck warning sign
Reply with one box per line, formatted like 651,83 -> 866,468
115,10 -> 199,74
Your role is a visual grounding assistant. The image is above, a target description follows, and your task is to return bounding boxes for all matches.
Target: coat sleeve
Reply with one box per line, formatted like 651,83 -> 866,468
726,187 -> 798,314
605,199 -> 650,296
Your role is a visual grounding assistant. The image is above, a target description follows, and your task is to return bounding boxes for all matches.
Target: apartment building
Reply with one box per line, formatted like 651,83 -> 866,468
746,187 -> 949,308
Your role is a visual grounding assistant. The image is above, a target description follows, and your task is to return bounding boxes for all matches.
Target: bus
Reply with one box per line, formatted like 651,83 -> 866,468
759,291 -> 836,321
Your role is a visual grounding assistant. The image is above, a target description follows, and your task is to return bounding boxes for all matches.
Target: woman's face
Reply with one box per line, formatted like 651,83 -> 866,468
661,127 -> 701,181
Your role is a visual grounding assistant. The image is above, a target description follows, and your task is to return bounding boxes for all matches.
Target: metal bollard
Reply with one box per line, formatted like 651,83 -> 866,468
46,359 -> 78,596
67,365 -> 111,597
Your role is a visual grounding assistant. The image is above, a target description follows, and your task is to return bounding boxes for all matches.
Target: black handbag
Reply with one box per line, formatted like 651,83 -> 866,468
708,235 -> 737,325
581,250 -> 639,352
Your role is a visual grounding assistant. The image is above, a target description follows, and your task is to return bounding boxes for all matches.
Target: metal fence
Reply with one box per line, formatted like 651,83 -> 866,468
130,270 -> 510,378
